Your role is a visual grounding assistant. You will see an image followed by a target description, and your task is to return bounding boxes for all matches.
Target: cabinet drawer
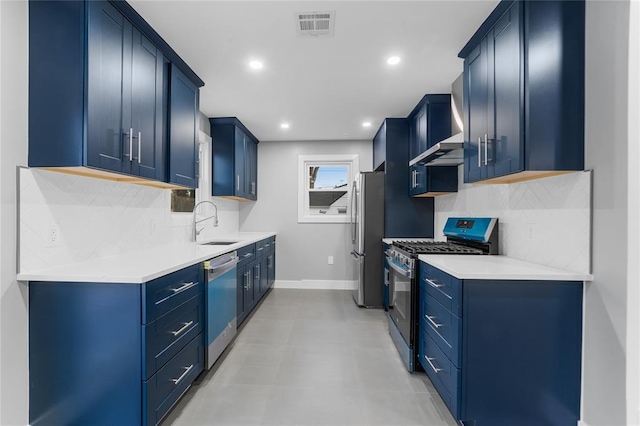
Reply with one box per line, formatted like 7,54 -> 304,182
144,293 -> 204,379
143,264 -> 203,324
418,327 -> 460,419
237,244 -> 256,266
255,239 -> 269,257
419,290 -> 462,368
144,333 -> 204,426
420,262 -> 462,316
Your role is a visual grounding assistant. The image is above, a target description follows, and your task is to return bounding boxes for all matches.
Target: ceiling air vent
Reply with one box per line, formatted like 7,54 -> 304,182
295,11 -> 335,38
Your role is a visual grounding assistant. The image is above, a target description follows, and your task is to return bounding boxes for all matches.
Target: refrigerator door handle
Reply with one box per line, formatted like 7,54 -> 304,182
350,180 -> 357,244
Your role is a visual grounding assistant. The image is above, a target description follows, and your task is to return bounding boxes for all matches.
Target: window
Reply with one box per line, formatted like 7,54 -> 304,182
298,154 -> 359,223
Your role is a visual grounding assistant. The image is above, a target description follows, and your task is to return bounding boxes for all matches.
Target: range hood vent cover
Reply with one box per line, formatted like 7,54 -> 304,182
296,11 -> 335,37
409,132 -> 464,167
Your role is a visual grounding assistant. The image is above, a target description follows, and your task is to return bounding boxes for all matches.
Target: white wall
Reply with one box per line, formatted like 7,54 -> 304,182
435,169 -> 591,274
238,140 -> 372,287
583,1 -> 630,424
627,1 -> 640,423
627,1 -> 640,425
0,1 -> 29,424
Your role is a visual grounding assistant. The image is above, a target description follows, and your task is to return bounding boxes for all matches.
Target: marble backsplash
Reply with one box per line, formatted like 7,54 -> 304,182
435,167 -> 592,274
18,168 -> 239,273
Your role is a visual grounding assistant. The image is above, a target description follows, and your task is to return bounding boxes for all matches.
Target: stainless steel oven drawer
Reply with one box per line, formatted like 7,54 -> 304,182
419,289 -> 462,368
420,262 -> 462,317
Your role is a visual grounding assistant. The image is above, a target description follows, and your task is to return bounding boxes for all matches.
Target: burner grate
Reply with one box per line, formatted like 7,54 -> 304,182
392,240 -> 484,255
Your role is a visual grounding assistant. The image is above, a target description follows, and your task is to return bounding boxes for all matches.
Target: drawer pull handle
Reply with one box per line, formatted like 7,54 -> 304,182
171,321 -> 194,337
171,282 -> 197,294
171,364 -> 194,385
424,278 -> 443,288
243,252 -> 253,258
426,315 -> 442,329
257,247 -> 264,251
424,356 -> 442,373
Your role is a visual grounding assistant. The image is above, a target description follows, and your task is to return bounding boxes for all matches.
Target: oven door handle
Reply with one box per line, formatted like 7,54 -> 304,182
386,257 -> 413,278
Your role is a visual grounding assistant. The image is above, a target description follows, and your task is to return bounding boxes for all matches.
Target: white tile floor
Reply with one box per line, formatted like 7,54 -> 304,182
162,289 -> 459,426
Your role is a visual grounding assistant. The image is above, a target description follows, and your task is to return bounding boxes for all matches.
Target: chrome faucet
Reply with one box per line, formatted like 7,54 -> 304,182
192,200 -> 219,242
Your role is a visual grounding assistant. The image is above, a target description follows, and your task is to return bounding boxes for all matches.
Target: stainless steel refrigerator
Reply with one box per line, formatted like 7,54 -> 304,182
350,171 -> 384,307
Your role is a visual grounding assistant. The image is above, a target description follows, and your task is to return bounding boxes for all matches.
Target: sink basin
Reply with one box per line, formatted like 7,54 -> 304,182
200,241 -> 238,246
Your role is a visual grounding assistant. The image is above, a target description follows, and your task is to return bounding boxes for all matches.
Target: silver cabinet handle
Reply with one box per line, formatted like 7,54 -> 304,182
257,247 -> 264,252
171,364 -> 194,385
384,269 -> 389,285
244,272 -> 250,290
426,315 -> 442,329
171,281 -> 197,294
251,182 -> 256,195
424,278 -> 443,288
243,252 -> 253,258
484,133 -> 488,166
138,132 -> 142,164
478,136 -> 481,167
129,128 -> 134,162
171,321 -> 194,336
424,356 -> 442,373
236,175 -> 240,191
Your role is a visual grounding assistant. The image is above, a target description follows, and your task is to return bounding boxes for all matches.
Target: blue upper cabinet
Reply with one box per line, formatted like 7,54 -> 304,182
168,65 -> 200,188
29,0 -> 203,188
374,119 -> 435,238
210,118 -> 259,201
460,0 -> 584,184
408,95 -> 457,197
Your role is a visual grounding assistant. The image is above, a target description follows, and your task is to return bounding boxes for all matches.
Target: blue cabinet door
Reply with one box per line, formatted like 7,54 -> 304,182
464,39 -> 489,183
489,1 -> 523,178
131,29 -> 165,180
409,96 -> 456,196
234,127 -> 247,199
236,264 -> 247,325
246,138 -> 258,200
87,1 -> 132,174
373,126 -> 386,171
168,64 -> 199,188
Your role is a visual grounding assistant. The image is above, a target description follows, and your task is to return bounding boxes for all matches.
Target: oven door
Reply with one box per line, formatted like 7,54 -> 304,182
386,256 -> 414,346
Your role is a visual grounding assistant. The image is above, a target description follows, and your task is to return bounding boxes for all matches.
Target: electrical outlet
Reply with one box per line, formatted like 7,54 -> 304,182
45,223 -> 61,247
526,223 -> 537,242
328,256 -> 334,265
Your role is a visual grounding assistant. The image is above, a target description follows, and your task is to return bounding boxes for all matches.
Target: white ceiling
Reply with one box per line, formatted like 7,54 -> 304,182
129,1 -> 499,142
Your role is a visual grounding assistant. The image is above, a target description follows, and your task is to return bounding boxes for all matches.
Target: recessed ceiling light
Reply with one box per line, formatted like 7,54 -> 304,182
362,122 -> 372,128
387,56 -> 401,66
249,60 -> 263,70
280,123 -> 290,129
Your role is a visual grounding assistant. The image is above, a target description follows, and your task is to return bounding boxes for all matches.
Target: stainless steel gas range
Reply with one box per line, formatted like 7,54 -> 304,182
386,217 -> 498,372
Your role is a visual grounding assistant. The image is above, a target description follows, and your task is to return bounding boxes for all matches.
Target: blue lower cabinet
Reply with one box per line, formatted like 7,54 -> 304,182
417,260 -> 583,426
144,334 -> 204,426
237,238 -> 276,326
29,264 -> 206,426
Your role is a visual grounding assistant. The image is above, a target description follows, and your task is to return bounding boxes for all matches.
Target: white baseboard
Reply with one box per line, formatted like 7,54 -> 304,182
273,280 -> 357,290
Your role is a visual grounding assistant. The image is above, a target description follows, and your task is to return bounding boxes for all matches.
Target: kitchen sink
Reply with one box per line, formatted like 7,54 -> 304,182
200,241 -> 238,246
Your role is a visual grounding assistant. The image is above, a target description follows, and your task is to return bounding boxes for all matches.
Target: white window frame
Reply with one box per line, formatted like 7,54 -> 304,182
297,154 -> 359,223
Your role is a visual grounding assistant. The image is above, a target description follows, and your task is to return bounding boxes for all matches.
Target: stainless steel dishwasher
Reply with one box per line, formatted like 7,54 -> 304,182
204,251 -> 238,369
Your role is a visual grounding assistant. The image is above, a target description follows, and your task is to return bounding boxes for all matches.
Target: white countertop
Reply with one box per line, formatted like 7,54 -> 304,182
17,232 -> 276,284
418,254 -> 593,281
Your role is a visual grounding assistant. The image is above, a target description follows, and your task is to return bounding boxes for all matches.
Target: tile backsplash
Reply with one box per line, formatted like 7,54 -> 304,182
19,168 -> 239,273
435,167 -> 592,274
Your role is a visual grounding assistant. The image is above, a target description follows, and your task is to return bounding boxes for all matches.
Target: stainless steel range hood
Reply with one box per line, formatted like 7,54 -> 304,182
409,132 -> 464,167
